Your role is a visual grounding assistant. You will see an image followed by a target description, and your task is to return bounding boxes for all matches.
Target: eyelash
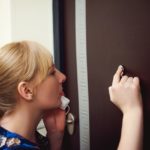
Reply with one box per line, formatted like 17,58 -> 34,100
49,70 -> 56,76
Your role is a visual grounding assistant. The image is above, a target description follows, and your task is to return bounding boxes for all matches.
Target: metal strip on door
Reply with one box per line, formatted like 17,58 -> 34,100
75,0 -> 90,150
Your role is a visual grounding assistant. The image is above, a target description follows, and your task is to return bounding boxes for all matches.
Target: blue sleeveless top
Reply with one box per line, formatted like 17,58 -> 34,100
0,126 -> 49,150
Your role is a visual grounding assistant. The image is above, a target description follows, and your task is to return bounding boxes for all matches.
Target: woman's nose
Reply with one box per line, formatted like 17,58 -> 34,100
56,69 -> 67,83
60,72 -> 67,83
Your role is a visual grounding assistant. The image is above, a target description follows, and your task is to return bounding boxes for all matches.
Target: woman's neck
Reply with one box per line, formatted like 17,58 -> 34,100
0,105 -> 43,143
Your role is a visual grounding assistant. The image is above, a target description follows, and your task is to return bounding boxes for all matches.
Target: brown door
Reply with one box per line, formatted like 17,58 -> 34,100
57,0 -> 150,150
86,0 -> 150,150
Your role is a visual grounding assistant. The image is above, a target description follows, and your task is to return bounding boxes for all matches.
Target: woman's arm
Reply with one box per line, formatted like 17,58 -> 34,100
109,65 -> 143,150
118,108 -> 143,150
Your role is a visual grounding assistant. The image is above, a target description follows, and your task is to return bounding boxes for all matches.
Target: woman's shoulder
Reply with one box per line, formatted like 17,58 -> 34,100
0,126 -> 41,149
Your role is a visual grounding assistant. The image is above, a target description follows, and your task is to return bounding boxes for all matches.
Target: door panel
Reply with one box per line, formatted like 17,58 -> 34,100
86,0 -> 150,149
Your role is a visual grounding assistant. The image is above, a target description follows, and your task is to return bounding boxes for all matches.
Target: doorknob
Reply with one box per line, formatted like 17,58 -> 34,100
66,113 -> 75,135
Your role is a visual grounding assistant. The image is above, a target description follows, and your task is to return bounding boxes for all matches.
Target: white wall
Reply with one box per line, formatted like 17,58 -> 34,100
11,0 -> 54,56
0,0 -> 54,56
0,0 -> 12,47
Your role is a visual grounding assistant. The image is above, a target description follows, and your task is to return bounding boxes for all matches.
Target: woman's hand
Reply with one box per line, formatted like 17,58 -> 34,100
109,65 -> 143,150
43,108 -> 66,150
108,65 -> 143,114
43,108 -> 66,134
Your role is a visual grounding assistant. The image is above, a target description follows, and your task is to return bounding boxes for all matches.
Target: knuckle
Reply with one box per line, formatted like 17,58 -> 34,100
111,86 -> 118,92
134,76 -> 139,80
123,75 -> 128,79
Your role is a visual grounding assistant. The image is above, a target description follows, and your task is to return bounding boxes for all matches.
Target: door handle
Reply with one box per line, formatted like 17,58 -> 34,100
66,113 -> 75,135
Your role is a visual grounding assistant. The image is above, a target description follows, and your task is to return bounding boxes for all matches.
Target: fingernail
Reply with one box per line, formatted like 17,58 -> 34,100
118,65 -> 124,70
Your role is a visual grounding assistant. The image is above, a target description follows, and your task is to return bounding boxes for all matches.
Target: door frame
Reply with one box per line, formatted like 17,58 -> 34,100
52,1 -> 80,150
53,0 -> 65,72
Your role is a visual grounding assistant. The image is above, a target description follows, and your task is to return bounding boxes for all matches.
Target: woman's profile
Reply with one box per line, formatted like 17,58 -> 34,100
0,41 -> 66,149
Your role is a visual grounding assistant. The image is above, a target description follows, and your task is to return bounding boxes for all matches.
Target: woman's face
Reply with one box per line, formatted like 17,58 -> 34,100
34,65 -> 66,110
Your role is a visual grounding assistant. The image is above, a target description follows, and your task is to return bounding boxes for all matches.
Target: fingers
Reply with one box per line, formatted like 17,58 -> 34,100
112,65 -> 124,86
124,77 -> 133,87
133,77 -> 140,86
111,66 -> 140,87
127,77 -> 133,84
120,75 -> 128,84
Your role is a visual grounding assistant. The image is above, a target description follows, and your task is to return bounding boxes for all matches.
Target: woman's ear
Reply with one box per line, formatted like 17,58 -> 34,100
17,81 -> 33,101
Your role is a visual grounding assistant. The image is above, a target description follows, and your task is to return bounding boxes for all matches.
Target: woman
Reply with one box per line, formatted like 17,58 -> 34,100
0,41 -> 66,150
0,41 -> 143,150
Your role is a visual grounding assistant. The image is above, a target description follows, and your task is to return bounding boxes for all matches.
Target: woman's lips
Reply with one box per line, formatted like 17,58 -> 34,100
60,91 -> 65,96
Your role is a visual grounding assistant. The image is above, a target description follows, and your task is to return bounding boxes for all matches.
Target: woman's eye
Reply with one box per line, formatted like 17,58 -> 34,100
49,71 -> 56,76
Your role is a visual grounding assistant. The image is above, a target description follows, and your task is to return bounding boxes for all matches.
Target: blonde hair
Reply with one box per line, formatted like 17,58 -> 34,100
0,41 -> 53,117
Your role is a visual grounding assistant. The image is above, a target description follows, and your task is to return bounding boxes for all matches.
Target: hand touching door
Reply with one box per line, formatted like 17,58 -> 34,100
109,65 -> 143,150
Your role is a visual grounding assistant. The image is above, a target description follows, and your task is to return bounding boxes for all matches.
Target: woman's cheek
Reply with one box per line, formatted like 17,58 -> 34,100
37,95 -> 60,110
43,89 -> 61,108
36,78 -> 61,109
